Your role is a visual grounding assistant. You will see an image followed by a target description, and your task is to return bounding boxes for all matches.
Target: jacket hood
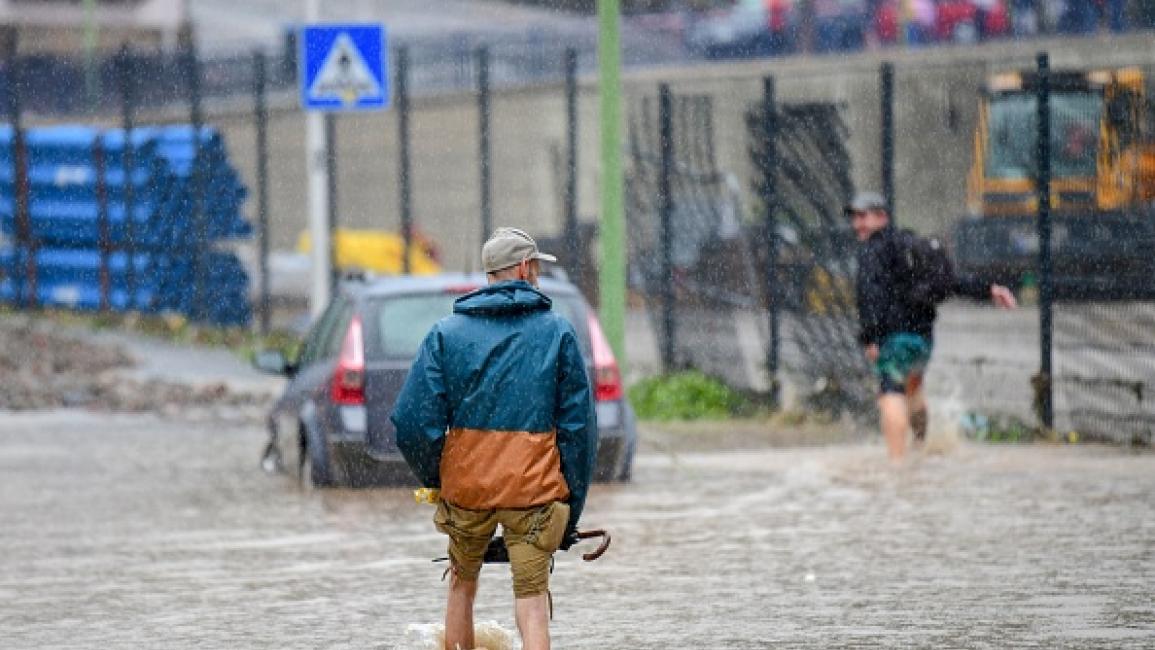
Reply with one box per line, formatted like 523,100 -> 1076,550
454,280 -> 553,316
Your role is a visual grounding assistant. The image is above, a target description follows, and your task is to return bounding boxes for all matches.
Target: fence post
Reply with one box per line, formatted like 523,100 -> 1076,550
563,47 -> 580,281
658,83 -> 676,373
4,34 -> 35,309
183,43 -> 206,322
477,46 -> 493,247
93,135 -> 111,312
761,76 -> 781,406
253,49 -> 271,334
1036,51 -> 1054,431
325,113 -> 339,292
880,62 -> 895,220
397,46 -> 413,275
117,45 -> 137,311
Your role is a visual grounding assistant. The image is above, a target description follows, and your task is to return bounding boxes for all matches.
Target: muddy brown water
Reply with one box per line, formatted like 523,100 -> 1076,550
1,411 -> 1153,649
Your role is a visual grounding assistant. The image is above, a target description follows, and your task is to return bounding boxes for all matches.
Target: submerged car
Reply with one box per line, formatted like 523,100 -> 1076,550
255,273 -> 636,488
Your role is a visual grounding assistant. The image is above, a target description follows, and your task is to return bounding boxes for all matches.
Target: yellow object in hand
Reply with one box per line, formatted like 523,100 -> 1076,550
414,488 -> 441,504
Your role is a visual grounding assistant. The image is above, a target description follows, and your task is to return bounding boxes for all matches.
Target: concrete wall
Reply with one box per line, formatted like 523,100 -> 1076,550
191,32 -> 1155,270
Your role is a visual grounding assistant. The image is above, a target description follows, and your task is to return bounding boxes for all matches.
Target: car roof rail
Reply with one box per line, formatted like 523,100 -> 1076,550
340,268 -> 373,284
543,263 -> 570,282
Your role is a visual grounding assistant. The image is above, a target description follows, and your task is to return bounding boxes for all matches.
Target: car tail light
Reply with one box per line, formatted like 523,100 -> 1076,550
594,364 -> 623,402
331,316 -> 366,405
586,312 -> 623,402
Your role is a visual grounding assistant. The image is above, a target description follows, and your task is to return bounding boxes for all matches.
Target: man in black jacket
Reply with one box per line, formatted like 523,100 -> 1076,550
849,192 -> 1017,462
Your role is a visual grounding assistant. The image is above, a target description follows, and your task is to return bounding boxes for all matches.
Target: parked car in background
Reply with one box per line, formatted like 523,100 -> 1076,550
685,0 -> 796,59
255,273 -> 636,488
875,0 -> 1010,45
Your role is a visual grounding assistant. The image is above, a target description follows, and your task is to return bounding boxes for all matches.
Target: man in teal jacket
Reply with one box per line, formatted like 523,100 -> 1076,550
391,227 -> 595,650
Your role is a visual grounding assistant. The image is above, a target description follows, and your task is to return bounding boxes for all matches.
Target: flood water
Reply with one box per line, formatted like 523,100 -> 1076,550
1,411 -> 1153,648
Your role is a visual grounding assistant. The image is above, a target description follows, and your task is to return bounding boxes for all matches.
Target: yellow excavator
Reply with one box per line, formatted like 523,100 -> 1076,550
954,67 -> 1155,298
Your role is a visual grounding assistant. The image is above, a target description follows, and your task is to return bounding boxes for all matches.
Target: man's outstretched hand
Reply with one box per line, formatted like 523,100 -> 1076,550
990,285 -> 1018,309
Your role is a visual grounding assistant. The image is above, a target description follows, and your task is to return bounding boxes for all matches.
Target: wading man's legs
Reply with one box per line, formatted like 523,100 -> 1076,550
515,594 -> 551,650
879,392 -> 910,462
907,373 -> 928,444
445,574 -> 479,650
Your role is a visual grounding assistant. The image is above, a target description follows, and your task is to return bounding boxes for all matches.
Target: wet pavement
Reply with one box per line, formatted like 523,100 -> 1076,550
1,411 -> 1153,649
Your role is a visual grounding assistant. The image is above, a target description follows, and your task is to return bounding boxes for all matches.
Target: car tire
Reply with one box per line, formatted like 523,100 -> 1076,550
298,427 -> 334,489
617,439 -> 636,483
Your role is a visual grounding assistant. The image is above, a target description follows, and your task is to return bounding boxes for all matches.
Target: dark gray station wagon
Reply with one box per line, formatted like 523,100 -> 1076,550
255,273 -> 637,488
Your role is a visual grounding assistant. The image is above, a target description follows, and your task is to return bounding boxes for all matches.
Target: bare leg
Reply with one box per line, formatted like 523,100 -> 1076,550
878,393 -> 910,462
444,574 -> 478,650
907,374 -> 928,444
515,593 -> 551,650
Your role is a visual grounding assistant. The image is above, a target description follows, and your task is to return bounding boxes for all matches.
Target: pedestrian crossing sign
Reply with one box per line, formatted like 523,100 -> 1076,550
300,24 -> 388,112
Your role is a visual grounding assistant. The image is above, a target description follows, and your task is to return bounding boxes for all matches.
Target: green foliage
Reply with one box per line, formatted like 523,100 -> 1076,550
961,412 -> 1038,443
628,371 -> 748,421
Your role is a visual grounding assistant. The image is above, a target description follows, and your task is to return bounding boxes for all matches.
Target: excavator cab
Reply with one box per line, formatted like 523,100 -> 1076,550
967,71 -> 1105,218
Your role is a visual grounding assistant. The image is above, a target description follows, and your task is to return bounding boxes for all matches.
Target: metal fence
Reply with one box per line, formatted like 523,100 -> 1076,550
625,53 -> 1155,444
7,21 -> 1155,443
1032,55 -> 1155,445
0,28 -> 689,119
749,89 -> 867,417
0,32 -> 593,334
626,75 -> 869,418
627,88 -> 767,391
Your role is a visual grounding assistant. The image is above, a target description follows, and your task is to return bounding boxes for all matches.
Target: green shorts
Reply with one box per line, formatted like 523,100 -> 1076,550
875,333 -> 932,394
434,500 -> 570,598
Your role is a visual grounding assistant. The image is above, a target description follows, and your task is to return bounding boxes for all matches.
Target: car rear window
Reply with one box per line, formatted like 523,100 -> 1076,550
368,291 -> 591,360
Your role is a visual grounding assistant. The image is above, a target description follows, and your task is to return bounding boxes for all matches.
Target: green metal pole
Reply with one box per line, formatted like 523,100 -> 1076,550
598,0 -> 627,368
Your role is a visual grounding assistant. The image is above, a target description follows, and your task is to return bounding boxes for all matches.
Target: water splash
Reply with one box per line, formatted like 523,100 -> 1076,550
926,371 -> 967,455
400,621 -> 517,650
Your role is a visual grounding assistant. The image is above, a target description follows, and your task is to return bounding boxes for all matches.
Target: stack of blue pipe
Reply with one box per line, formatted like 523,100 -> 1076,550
0,125 -> 252,326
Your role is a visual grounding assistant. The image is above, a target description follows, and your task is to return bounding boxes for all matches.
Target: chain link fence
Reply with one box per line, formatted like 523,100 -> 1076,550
626,73 -> 871,419
627,89 -> 765,392
625,52 -> 1155,444
1036,60 -> 1155,445
6,24 -> 1155,442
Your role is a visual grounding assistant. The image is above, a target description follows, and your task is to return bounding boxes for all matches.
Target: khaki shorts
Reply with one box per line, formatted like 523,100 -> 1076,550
434,500 -> 570,598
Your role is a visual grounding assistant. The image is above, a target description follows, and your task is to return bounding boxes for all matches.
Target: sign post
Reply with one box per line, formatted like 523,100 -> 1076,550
299,22 -> 388,317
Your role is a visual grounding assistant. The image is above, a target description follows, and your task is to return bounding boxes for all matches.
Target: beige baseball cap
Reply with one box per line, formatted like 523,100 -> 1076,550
481,227 -> 558,273
844,191 -> 888,215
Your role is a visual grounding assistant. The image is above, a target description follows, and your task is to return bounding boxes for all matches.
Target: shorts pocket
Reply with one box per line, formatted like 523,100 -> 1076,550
529,502 -> 570,554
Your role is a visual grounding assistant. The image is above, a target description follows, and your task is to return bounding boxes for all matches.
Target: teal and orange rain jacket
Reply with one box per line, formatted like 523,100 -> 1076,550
391,280 -> 595,536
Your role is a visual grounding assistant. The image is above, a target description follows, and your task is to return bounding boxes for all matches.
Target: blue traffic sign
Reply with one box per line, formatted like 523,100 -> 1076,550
300,24 -> 388,112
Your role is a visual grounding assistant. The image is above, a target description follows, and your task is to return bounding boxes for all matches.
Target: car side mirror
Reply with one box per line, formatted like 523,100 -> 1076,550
253,349 -> 292,376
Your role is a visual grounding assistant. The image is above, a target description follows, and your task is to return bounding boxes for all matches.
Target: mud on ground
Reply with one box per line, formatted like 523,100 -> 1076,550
0,315 -> 272,416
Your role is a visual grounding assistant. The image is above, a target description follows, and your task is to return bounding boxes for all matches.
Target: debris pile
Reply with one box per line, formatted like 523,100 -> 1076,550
0,316 -> 269,416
